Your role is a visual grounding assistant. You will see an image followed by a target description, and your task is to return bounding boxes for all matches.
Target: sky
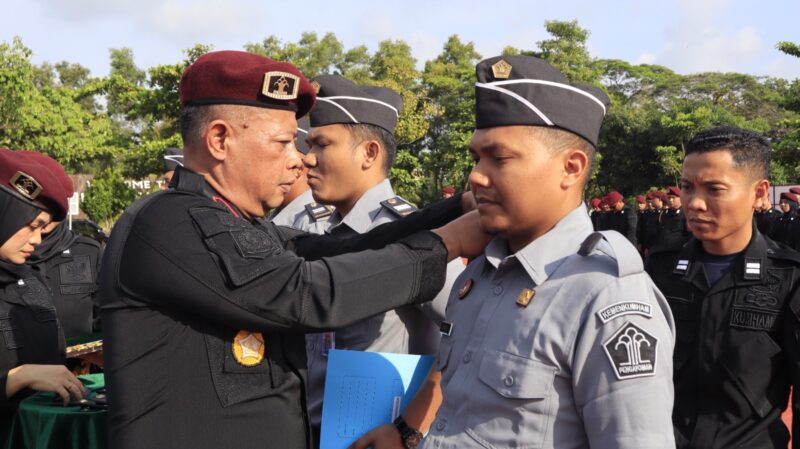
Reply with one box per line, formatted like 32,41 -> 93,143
1,0 -> 799,80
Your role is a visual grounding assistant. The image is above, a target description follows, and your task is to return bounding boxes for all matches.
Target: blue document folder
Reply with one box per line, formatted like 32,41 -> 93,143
320,349 -> 434,449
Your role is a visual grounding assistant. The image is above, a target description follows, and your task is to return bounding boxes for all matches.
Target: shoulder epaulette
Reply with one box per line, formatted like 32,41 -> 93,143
304,202 -> 334,221
380,196 -> 417,218
578,231 -> 643,278
766,242 -> 800,265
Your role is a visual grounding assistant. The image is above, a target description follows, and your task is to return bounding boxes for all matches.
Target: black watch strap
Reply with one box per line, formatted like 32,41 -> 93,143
393,415 -> 424,449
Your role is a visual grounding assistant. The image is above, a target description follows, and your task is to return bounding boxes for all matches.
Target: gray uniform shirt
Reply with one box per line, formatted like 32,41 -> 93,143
269,189 -> 330,235
421,205 -> 676,449
306,179 -> 465,428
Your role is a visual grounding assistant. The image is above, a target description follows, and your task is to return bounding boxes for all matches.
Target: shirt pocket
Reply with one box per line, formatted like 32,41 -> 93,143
466,350 -> 556,449
720,331 -> 782,418
204,331 -> 281,408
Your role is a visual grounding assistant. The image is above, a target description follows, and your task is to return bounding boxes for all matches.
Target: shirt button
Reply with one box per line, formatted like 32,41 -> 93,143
306,342 -> 315,352
462,351 -> 472,364
435,420 -> 446,431
493,286 -> 503,295
503,376 -> 515,387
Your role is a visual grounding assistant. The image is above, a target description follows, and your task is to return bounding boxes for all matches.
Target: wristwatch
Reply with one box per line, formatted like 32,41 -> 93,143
394,415 -> 424,449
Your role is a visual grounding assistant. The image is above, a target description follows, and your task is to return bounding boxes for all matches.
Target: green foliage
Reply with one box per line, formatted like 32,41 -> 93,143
2,25 -> 800,219
81,167 -> 137,231
0,37 -> 117,171
777,41 -> 800,58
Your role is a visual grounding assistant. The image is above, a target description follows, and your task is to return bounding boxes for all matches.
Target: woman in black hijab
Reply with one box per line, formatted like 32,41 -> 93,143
0,149 -> 85,434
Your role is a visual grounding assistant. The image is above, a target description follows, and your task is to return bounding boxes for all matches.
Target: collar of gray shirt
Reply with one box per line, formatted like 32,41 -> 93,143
327,178 -> 395,234
484,204 -> 594,285
270,188 -> 315,226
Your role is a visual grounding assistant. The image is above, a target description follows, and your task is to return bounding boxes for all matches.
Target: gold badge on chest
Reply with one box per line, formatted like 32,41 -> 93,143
232,330 -> 265,366
516,288 -> 535,308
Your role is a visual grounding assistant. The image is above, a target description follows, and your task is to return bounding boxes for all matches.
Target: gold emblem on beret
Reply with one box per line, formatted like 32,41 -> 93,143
310,80 -> 321,94
458,278 -> 474,300
491,59 -> 513,79
516,288 -> 535,308
232,330 -> 265,366
10,171 -> 42,200
262,71 -> 300,101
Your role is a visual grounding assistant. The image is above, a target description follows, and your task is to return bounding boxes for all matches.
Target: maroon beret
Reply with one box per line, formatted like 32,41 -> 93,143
607,191 -> 623,204
652,191 -> 668,201
667,186 -> 681,197
441,186 -> 456,195
0,148 -> 68,220
789,187 -> 800,195
180,50 -> 316,118
781,192 -> 798,203
19,151 -> 73,197
590,198 -> 601,207
645,192 -> 654,200
636,195 -> 645,203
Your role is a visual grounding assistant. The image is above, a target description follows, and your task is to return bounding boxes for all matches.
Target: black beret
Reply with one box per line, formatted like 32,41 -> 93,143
164,147 -> 184,172
475,55 -> 610,147
180,50 -> 316,118
309,75 -> 402,134
0,148 -> 68,220
296,116 -> 310,155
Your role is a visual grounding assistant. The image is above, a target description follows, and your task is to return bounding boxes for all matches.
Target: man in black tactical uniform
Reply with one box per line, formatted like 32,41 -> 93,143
646,126 -> 800,449
98,50 -> 487,449
603,190 -> 637,245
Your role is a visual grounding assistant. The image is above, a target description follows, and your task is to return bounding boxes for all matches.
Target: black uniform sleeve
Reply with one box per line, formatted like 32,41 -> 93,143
787,284 -> 800,449
114,195 -> 453,334
285,194 -> 463,259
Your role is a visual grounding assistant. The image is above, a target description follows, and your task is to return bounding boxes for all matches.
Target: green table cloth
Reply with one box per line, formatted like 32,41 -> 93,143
5,373 -> 107,449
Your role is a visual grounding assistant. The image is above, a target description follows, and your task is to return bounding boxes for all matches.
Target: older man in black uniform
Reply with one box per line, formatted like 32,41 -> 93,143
98,51 -> 486,449
646,126 -> 800,449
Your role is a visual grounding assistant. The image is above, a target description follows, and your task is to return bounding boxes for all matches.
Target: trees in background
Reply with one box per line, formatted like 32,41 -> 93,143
1,21 -> 798,227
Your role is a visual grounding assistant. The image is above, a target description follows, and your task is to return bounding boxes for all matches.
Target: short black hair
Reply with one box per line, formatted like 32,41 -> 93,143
342,123 -> 397,174
684,126 -> 771,179
529,126 -> 596,189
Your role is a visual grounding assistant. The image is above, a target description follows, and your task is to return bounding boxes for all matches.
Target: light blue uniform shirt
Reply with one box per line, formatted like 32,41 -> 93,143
421,205 -> 676,449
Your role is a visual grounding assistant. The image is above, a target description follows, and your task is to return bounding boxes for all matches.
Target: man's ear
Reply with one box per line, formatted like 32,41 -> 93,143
753,178 -> 770,210
361,140 -> 381,170
560,148 -> 589,190
205,120 -> 234,162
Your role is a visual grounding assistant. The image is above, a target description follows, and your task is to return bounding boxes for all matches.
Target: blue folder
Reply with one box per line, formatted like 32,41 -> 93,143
320,349 -> 434,449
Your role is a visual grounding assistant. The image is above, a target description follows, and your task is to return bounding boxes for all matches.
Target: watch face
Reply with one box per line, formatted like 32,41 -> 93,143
406,433 -> 422,448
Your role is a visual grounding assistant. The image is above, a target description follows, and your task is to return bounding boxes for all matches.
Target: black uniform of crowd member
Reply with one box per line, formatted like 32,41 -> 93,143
773,191 -> 798,248
646,126 -> 800,449
0,149 -> 84,436
638,193 -> 660,253
98,51 -> 486,449
22,151 -> 102,338
754,200 -> 781,241
655,186 -> 691,249
602,190 -> 638,244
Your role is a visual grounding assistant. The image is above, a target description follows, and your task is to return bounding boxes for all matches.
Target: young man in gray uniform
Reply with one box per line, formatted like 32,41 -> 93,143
269,115 -> 333,234
303,74 -> 466,441
352,55 -> 676,449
